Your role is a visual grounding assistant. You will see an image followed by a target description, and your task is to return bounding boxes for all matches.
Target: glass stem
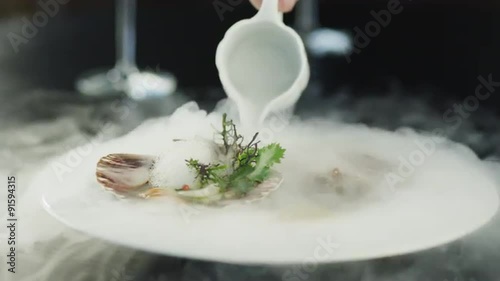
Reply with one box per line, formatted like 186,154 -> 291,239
295,0 -> 319,36
115,0 -> 137,75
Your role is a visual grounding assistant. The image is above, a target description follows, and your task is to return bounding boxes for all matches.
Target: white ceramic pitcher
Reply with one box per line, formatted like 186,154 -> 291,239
216,0 -> 310,127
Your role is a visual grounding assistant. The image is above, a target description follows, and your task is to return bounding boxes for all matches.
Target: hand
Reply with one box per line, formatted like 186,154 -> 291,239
249,0 -> 299,13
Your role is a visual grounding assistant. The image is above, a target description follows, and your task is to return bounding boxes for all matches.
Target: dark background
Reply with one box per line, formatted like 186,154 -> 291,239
1,2 -> 500,280
0,0 -> 499,108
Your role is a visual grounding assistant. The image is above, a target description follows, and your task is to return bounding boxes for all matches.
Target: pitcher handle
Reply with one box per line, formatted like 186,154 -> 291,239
254,0 -> 283,23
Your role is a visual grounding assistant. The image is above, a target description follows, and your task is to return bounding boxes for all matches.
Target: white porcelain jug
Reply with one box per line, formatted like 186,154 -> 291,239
216,0 -> 310,127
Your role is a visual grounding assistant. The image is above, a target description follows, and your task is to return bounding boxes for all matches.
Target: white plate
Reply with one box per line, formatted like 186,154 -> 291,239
40,145 -> 499,265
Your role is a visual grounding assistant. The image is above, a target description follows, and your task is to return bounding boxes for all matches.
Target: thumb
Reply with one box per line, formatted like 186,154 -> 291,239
249,0 -> 299,13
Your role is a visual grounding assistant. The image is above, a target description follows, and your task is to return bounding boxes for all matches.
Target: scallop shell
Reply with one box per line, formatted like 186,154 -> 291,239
96,154 -> 156,196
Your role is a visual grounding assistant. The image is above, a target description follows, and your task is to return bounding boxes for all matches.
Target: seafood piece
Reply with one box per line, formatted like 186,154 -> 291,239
314,167 -> 364,196
313,154 -> 394,197
176,184 -> 221,198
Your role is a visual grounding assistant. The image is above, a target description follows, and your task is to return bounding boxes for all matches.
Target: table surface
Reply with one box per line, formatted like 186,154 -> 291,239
1,11 -> 500,281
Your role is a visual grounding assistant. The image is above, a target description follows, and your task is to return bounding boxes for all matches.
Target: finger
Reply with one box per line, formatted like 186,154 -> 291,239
279,0 -> 298,12
249,0 -> 298,13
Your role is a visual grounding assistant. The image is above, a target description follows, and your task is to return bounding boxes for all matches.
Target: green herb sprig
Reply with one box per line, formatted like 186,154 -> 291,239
186,114 -> 285,197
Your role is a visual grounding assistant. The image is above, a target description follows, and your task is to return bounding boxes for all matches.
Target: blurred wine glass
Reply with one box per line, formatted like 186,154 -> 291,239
293,0 -> 353,99
75,0 -> 176,100
295,0 -> 352,57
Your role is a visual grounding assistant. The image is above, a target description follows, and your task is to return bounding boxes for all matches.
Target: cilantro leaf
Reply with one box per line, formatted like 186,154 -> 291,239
248,143 -> 285,182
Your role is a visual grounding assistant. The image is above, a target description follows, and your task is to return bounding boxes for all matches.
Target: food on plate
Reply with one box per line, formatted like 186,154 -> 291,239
311,154 -> 393,200
96,114 -> 285,206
